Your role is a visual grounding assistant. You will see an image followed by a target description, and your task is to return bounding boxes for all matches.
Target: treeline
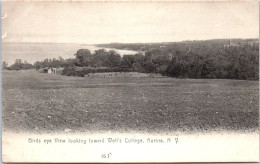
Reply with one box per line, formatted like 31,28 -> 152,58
3,59 -> 34,70
3,39 -> 259,80
61,49 -> 147,75
63,48 -> 175,74
166,45 -> 259,80
3,58 -> 64,70
62,42 -> 259,80
34,57 -> 66,69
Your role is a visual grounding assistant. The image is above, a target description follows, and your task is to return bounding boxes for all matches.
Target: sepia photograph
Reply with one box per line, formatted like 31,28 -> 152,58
1,0 -> 259,162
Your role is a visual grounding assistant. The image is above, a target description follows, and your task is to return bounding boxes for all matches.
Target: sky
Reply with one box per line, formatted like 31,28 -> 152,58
2,1 -> 259,44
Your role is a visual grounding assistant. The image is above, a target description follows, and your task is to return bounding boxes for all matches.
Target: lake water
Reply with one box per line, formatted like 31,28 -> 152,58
2,42 -> 139,65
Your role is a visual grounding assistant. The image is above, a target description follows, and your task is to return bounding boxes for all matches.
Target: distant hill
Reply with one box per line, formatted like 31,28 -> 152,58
95,38 -> 259,52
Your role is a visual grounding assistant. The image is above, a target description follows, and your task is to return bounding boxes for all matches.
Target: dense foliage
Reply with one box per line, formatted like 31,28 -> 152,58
34,57 -> 67,69
3,59 -> 34,70
97,39 -> 259,80
166,44 -> 259,80
3,39 -> 259,80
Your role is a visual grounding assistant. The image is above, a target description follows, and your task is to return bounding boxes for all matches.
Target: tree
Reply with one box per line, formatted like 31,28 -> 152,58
104,50 -> 121,68
64,58 -> 76,67
2,61 -> 8,70
15,59 -> 22,64
121,55 -> 135,70
34,61 -> 42,70
9,59 -> 33,70
91,49 -> 108,67
74,49 -> 92,67
144,49 -> 171,73
134,53 -> 145,64
58,56 -> 65,67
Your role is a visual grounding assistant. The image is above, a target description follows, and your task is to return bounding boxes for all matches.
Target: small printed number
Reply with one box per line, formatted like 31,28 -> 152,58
101,153 -> 112,158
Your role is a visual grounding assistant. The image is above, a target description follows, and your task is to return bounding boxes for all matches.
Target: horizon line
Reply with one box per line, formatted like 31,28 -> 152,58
2,37 -> 259,45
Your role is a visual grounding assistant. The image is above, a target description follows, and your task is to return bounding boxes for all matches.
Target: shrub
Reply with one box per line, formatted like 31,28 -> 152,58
62,66 -> 131,77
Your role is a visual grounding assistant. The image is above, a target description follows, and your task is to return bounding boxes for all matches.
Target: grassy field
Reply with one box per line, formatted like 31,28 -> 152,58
2,70 -> 259,134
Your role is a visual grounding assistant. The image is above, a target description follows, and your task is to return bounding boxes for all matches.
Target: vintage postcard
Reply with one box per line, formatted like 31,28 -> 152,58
1,0 -> 259,163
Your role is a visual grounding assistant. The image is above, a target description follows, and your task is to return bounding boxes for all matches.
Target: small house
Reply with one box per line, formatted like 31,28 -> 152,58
42,67 -> 57,74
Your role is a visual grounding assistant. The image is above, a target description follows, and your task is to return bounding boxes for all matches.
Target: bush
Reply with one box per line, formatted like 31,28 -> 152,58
62,66 -> 130,77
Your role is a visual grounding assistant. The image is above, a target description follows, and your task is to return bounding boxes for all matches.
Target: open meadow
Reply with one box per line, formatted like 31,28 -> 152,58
2,70 -> 259,134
